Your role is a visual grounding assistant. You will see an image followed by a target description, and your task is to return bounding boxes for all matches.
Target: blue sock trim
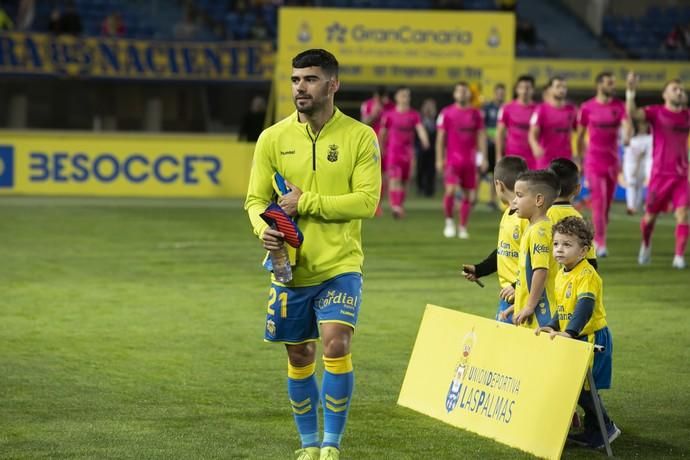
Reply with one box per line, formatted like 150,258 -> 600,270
301,432 -> 319,447
322,432 -> 342,447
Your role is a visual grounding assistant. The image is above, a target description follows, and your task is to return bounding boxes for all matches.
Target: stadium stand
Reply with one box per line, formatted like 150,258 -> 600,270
603,5 -> 690,60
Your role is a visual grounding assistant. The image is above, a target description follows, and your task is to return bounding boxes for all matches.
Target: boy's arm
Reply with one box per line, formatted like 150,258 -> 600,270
514,268 -> 547,324
564,296 -> 595,338
296,130 -> 381,220
470,249 -> 498,278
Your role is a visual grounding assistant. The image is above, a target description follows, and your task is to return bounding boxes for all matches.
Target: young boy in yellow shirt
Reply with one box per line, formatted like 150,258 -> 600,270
537,216 -> 620,449
509,169 -> 561,326
462,156 -> 529,323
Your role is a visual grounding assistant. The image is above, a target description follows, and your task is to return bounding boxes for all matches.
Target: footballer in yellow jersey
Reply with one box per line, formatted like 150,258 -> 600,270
245,49 -> 381,460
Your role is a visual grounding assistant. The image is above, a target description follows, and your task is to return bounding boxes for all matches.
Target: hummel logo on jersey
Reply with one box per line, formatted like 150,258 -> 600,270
280,150 -> 296,155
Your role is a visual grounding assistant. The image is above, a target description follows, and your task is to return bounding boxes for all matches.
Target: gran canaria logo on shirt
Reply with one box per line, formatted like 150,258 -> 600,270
445,328 -> 476,413
327,144 -> 339,162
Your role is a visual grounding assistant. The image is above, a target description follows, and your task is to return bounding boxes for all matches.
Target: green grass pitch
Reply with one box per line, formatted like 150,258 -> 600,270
1,196 -> 688,459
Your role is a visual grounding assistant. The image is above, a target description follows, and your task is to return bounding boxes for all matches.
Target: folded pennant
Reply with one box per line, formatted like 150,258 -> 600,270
260,203 -> 303,248
272,172 -> 291,197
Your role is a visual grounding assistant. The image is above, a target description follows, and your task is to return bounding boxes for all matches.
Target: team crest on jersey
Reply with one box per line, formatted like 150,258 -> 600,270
327,144 -> 339,162
512,225 -> 520,241
445,328 -> 477,413
566,282 -> 572,299
266,319 -> 276,337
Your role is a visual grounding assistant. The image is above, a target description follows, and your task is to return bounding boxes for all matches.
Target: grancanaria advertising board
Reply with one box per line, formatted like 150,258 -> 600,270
398,305 -> 593,460
275,7 -> 515,118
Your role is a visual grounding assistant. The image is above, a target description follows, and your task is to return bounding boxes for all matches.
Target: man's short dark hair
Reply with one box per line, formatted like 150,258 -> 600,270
549,158 -> 580,198
595,72 -> 613,84
494,156 -> 528,191
494,83 -> 506,91
456,81 -> 470,88
516,74 -> 535,86
292,49 -> 339,78
516,169 -> 560,206
663,78 -> 682,91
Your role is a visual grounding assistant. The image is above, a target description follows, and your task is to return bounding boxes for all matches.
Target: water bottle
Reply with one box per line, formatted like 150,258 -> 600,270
270,245 -> 292,283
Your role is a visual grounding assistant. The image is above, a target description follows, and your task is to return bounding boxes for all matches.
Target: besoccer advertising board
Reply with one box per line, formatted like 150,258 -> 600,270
276,7 -> 515,119
398,305 -> 593,460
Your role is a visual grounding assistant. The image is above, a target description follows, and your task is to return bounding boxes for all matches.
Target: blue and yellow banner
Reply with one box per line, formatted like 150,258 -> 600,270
0,32 -> 274,81
0,131 -> 254,197
398,305 -> 593,460
516,58 -> 690,91
275,8 -> 515,118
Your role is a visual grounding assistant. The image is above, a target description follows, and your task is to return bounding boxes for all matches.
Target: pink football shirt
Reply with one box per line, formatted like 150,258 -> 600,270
644,105 -> 690,177
361,98 -> 395,135
498,101 -> 537,168
530,102 -> 577,167
437,104 -> 484,164
382,109 -> 421,159
579,98 -> 627,175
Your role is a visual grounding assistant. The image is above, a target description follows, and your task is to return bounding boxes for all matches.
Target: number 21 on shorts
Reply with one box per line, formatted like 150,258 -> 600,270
267,287 -> 288,318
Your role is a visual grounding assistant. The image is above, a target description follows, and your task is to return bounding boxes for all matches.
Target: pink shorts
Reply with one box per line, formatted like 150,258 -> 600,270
386,156 -> 411,181
444,160 -> 477,189
646,174 -> 690,214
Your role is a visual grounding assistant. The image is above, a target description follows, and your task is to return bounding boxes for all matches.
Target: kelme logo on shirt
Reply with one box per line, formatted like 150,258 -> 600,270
533,243 -> 549,255
327,144 -> 339,162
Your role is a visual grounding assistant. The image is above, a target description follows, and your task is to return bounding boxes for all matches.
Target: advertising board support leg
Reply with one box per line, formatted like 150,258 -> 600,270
586,368 -> 613,457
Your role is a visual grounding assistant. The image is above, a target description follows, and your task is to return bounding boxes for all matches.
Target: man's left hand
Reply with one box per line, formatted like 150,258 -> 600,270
277,180 -> 302,217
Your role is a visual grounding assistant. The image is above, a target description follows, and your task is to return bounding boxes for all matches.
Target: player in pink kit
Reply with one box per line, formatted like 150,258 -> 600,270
379,87 -> 430,219
496,74 -> 537,169
576,72 -> 629,257
436,81 -> 488,239
361,87 -> 395,216
627,73 -> 690,269
529,76 -> 578,169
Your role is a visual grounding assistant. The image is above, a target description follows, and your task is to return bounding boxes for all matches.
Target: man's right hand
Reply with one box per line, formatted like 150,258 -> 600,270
262,227 -> 285,251
626,71 -> 638,91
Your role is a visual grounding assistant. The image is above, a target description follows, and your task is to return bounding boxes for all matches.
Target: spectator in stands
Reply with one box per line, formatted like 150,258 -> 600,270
60,0 -> 83,35
663,24 -> 683,50
516,19 -> 537,47
174,5 -> 200,40
249,15 -> 269,40
101,11 -> 126,37
682,23 -> 690,49
48,6 -> 61,34
239,95 -> 267,142
16,0 -> 35,31
0,1 -> 15,30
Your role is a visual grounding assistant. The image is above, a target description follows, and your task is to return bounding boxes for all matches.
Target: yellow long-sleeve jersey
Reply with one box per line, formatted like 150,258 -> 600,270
245,109 -> 382,286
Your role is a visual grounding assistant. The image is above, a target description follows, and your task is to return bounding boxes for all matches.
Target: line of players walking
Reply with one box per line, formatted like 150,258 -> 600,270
360,72 -> 690,269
